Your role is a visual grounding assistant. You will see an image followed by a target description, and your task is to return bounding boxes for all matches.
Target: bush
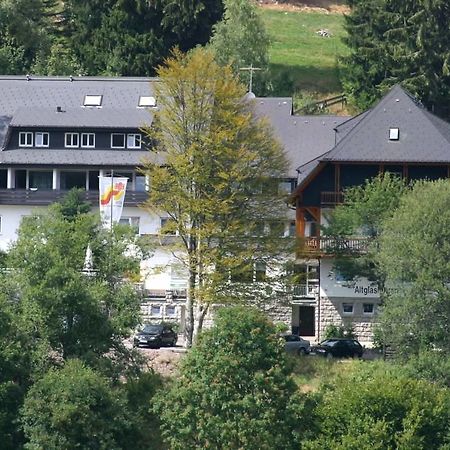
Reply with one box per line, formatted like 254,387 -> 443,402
302,362 -> 450,449
21,360 -> 133,450
155,306 -> 303,450
322,323 -> 355,340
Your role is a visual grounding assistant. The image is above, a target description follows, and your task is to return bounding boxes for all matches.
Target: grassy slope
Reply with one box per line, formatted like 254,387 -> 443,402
260,8 -> 348,95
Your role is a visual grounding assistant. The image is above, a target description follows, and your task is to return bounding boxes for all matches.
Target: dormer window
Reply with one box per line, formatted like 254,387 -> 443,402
65,133 -> 79,148
35,132 -> 49,147
389,128 -> 399,140
81,133 -> 95,148
19,132 -> 33,147
111,133 -> 125,149
83,95 -> 102,107
127,133 -> 141,149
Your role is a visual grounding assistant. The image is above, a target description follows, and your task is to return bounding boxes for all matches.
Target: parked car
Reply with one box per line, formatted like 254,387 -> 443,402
133,324 -> 177,348
282,334 -> 311,356
312,338 -> 363,359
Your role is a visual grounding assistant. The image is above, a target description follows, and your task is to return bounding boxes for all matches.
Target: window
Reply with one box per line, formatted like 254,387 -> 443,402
160,217 -> 176,235
35,132 -> 49,147
255,261 -> 266,282
389,128 -> 399,140
166,305 -> 176,317
138,96 -> 156,107
363,303 -> 375,314
135,175 -> 147,192
83,95 -> 102,107
230,262 -> 253,283
111,133 -> 125,148
279,180 -> 295,194
81,133 -> 95,148
65,133 -> 79,148
60,171 -> 86,190
19,132 -> 33,147
342,303 -> 354,315
29,171 -> 52,190
150,305 -> 162,316
119,217 -> 140,233
269,221 -> 286,237
127,133 -> 141,149
288,220 -> 296,237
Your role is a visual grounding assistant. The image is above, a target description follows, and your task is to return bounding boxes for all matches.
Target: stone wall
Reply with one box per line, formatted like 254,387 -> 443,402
319,296 -> 380,345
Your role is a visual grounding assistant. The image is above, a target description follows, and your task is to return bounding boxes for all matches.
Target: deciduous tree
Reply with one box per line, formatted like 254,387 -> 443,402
155,306 -> 302,450
142,47 -> 289,345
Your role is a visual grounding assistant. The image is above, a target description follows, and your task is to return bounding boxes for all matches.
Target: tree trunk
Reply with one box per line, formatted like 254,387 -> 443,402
193,303 -> 210,342
185,270 -> 196,347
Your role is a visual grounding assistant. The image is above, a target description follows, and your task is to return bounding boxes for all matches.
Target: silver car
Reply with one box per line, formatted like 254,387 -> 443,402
282,334 -> 311,356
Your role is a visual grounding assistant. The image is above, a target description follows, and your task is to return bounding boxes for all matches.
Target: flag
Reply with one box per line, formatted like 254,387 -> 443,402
99,176 -> 128,228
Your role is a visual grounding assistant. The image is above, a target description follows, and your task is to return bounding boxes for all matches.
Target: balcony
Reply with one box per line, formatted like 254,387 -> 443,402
300,236 -> 369,255
292,284 -> 318,298
0,189 -> 148,206
321,191 -> 344,205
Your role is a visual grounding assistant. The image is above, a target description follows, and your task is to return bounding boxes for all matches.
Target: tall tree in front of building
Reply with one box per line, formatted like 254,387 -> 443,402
209,0 -> 270,94
342,0 -> 450,116
142,48 -> 289,346
377,179 -> 450,355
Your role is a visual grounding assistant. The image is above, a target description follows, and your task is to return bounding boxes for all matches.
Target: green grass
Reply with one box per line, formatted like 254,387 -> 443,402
260,8 -> 349,95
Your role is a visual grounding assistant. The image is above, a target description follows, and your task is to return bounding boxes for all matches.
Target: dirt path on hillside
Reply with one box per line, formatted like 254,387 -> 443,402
258,0 -> 349,14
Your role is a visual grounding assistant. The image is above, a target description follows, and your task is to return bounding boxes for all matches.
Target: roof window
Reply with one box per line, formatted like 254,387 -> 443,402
138,96 -> 156,108
83,95 -> 102,107
389,128 -> 399,140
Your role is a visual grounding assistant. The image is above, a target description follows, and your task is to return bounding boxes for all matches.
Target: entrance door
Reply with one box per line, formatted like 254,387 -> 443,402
299,306 -> 315,336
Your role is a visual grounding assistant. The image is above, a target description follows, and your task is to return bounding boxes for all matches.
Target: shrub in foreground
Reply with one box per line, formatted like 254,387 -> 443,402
155,306 -> 304,450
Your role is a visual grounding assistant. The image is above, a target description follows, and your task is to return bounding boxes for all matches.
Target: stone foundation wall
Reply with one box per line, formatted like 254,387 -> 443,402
319,296 -> 380,345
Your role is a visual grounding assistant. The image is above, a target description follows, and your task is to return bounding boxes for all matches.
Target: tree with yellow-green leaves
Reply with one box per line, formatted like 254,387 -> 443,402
142,48 -> 289,346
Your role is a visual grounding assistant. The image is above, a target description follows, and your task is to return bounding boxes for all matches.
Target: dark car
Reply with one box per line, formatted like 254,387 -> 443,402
312,338 -> 363,359
133,324 -> 177,348
282,334 -> 311,356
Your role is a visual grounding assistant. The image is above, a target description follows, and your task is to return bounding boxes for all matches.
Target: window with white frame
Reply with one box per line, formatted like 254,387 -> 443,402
19,132 -> 33,147
65,133 -> 79,148
342,302 -> 354,315
127,133 -> 141,149
83,95 -> 102,107
150,305 -> 162,316
363,303 -> 375,314
166,305 -> 176,317
111,133 -> 125,148
118,217 -> 140,233
138,96 -> 156,107
35,132 -> 49,147
81,133 -> 95,148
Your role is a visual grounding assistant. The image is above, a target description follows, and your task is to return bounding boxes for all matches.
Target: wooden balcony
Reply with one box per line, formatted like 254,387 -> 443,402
321,191 -> 344,205
300,236 -> 369,255
0,189 -> 148,206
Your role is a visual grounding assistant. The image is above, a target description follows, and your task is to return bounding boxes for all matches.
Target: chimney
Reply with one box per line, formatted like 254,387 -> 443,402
56,106 -> 62,113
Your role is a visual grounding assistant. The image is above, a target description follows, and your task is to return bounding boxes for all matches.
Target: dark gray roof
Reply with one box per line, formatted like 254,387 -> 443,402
0,76 -> 158,147
323,85 -> 450,163
0,149 -> 163,167
10,107 -> 152,129
254,97 -> 348,177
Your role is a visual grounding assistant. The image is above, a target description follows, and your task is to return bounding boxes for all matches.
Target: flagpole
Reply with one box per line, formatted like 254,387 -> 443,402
110,169 -> 114,232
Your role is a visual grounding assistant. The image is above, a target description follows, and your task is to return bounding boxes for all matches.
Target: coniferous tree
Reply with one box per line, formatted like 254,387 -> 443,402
342,0 -> 450,117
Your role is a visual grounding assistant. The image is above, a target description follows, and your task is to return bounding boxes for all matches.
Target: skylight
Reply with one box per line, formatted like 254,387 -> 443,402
138,96 -> 157,107
83,95 -> 102,107
389,128 -> 399,140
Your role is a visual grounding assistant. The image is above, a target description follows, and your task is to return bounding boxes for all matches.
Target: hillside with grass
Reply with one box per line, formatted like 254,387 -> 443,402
260,4 -> 348,100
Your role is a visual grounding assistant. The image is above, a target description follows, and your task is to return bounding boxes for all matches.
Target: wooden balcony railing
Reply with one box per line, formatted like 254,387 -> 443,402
301,236 -> 369,254
321,191 -> 344,205
0,189 -> 148,206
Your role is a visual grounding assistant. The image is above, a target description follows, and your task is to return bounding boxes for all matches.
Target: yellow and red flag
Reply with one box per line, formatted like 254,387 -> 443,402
99,176 -> 128,228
